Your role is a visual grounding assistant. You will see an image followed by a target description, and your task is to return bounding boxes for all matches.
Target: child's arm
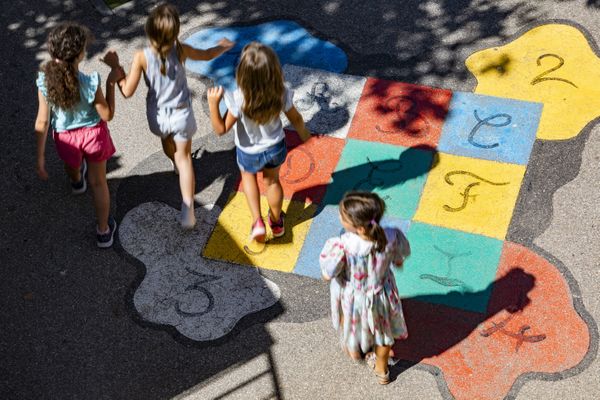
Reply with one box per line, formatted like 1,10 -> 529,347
93,68 -> 123,122
320,238 -> 347,281
207,86 -> 237,135
103,50 -> 144,99
34,90 -> 50,180
284,106 -> 311,142
182,38 -> 235,62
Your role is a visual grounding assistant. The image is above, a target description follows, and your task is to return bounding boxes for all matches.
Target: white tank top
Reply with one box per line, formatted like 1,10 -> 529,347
143,45 -> 190,110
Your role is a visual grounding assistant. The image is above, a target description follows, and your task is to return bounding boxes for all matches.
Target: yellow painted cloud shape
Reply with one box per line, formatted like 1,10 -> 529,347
466,24 -> 600,140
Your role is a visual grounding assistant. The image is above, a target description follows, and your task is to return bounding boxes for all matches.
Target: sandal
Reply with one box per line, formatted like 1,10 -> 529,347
365,352 -> 390,385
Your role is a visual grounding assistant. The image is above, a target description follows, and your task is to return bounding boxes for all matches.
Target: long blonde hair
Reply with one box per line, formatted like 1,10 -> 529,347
236,42 -> 285,124
145,2 -> 184,75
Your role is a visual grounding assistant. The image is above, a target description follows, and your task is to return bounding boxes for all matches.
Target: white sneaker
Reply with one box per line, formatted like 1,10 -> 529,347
180,201 -> 196,229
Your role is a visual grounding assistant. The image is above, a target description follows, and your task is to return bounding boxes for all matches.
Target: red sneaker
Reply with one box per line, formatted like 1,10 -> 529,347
268,210 -> 285,238
250,218 -> 266,242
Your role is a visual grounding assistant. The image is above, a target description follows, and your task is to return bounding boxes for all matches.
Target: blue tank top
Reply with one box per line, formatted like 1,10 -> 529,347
36,70 -> 101,132
143,45 -> 191,110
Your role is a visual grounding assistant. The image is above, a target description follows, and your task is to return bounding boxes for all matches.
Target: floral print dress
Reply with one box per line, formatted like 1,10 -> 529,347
320,228 -> 410,353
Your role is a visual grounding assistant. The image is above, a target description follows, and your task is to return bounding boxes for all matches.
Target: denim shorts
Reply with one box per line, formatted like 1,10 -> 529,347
236,140 -> 287,173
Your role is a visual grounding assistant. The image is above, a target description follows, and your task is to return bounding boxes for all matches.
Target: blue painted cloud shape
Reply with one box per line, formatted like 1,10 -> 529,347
184,20 -> 348,90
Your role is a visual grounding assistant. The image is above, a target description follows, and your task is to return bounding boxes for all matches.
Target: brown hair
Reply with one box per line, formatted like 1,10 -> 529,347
42,22 -> 90,109
236,42 -> 285,124
145,2 -> 184,75
340,191 -> 388,252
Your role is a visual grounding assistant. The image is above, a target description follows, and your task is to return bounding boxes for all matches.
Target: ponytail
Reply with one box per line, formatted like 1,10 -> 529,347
339,191 -> 388,252
43,60 -> 80,109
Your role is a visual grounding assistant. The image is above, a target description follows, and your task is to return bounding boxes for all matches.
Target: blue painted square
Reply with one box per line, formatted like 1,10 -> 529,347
437,92 -> 542,165
395,222 -> 503,313
294,205 -> 411,278
321,140 -> 434,219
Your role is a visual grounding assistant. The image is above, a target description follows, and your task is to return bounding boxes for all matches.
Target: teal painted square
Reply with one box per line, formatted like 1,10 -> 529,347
438,92 -> 541,165
395,222 -> 503,313
322,140 -> 434,219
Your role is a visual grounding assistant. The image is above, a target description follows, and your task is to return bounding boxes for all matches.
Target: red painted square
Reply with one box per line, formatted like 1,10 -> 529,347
348,77 -> 452,148
236,130 -> 345,204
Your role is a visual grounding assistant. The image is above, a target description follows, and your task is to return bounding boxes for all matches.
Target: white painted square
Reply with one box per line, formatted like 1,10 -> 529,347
282,64 -> 366,139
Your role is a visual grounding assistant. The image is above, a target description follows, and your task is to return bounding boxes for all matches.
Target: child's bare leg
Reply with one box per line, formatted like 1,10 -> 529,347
64,163 -> 80,182
339,314 -> 361,360
240,171 -> 262,221
262,166 -> 283,221
161,135 -> 176,163
87,160 -> 110,232
374,345 -> 391,375
174,139 -> 194,205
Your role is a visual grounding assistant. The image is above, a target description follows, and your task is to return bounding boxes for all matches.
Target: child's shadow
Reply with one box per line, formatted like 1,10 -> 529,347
388,267 -> 537,381
286,144 -> 439,230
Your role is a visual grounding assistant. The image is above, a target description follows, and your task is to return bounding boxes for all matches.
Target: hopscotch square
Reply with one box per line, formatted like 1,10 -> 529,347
203,192 -> 316,272
438,92 -> 542,165
348,77 -> 452,148
294,206 -> 411,278
282,64 -> 366,139
322,140 -> 434,219
236,130 -> 345,204
395,222 -> 504,314
414,152 -> 525,239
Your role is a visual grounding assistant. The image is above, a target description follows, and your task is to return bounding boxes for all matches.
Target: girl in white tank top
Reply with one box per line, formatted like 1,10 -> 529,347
105,3 -> 233,228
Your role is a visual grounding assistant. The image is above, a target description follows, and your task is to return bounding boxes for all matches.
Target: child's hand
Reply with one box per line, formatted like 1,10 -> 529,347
218,38 -> 235,51
207,86 -> 224,105
36,158 -> 48,180
108,66 -> 126,84
101,50 -> 121,70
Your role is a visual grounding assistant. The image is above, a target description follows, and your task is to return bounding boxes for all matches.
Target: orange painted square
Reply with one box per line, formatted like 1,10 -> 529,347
348,77 -> 452,148
236,130 -> 345,205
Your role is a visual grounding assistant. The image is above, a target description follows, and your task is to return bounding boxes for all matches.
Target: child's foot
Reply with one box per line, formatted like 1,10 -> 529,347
250,218 -> 266,242
180,202 -> 196,229
71,159 -> 87,195
268,210 -> 285,237
365,352 -> 390,385
97,215 -> 117,248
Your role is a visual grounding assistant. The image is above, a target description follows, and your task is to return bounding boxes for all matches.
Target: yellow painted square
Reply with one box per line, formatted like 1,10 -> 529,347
414,153 -> 525,239
203,192 -> 316,272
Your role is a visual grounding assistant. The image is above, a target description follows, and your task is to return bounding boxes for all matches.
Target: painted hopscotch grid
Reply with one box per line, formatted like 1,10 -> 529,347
203,69 -> 542,317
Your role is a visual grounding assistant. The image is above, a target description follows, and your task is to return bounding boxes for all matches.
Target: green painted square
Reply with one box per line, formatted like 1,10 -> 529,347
322,140 -> 434,219
395,222 -> 503,313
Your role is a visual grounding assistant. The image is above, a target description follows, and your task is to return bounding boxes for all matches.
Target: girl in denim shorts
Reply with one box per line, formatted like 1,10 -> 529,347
207,42 -> 311,242
34,23 -> 123,248
109,3 -> 233,228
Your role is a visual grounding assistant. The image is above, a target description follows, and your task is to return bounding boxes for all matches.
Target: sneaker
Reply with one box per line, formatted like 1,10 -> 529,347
268,210 -> 285,238
71,159 -> 87,195
180,201 -> 196,229
250,218 -> 266,242
97,215 -> 117,248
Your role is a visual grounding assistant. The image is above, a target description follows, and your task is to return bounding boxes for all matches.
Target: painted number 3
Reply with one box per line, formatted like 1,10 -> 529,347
530,53 -> 578,88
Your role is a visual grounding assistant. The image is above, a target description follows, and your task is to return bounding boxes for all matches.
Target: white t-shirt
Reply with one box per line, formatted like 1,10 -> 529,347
223,85 -> 294,154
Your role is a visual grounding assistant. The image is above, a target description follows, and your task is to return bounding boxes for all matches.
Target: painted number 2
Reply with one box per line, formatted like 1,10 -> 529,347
530,54 -> 578,88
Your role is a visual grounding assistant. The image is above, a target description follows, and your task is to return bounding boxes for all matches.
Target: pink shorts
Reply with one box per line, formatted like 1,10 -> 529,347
53,120 -> 116,169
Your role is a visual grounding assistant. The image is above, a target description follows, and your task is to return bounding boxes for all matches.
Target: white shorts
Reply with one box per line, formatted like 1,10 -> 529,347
147,104 -> 197,142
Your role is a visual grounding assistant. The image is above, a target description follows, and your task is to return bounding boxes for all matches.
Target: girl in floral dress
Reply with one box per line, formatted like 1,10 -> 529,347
320,191 -> 410,384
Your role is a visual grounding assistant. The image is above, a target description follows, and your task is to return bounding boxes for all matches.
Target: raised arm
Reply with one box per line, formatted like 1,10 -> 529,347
207,86 -> 237,135
103,50 -> 145,99
34,90 -> 50,180
182,38 -> 235,62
